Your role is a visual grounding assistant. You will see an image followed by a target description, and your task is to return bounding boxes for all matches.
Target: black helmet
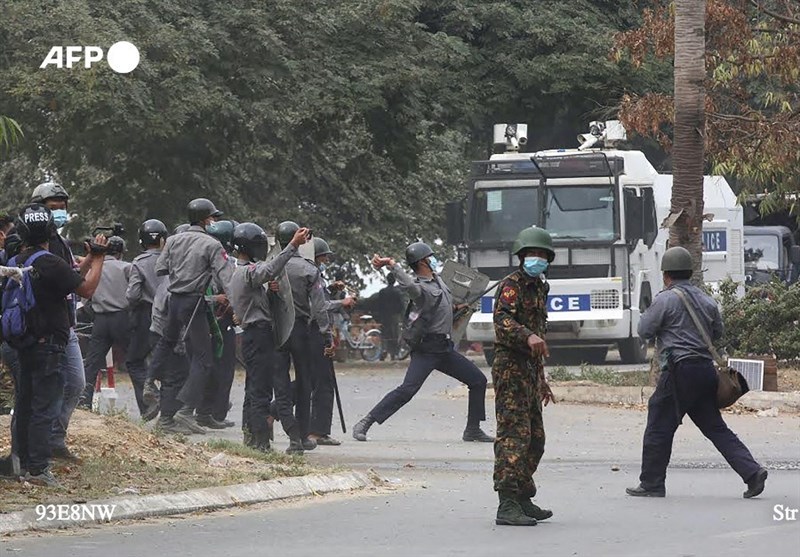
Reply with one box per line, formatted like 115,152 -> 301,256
313,237 -> 333,258
233,222 -> 269,262
207,219 -> 236,252
173,223 -> 191,235
3,231 -> 23,260
30,181 -> 69,204
405,241 -> 434,266
187,198 -> 223,224
106,236 -> 126,255
14,204 -> 56,246
276,221 -> 299,248
138,219 -> 168,249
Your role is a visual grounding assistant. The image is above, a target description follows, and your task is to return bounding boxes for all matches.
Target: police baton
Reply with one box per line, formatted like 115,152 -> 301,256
180,275 -> 215,344
330,358 -> 346,434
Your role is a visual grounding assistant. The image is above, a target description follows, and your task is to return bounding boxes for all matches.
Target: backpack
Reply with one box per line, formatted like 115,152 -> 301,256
1,250 -> 49,348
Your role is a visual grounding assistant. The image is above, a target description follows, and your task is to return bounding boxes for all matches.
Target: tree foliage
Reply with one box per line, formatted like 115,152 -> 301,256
613,1 -> 800,198
1,0 -> 650,268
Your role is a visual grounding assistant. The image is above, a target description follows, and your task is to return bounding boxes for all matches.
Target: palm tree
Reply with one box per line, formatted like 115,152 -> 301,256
670,0 -> 706,284
0,116 -> 23,151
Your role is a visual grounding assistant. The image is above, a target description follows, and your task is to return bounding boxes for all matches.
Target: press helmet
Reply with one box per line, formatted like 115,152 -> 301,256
233,223 -> 269,262
138,219 -> 168,249
30,181 -> 69,204
187,198 -> 223,225
661,246 -> 693,272
276,221 -> 299,248
405,241 -> 434,266
14,204 -> 56,246
511,226 -> 555,262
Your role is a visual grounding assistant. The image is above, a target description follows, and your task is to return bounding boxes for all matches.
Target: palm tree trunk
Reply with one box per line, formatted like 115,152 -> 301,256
671,0 -> 706,284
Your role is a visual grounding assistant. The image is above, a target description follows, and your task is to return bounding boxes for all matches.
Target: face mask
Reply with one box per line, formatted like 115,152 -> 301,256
52,209 -> 70,228
523,256 -> 548,277
427,256 -> 441,272
319,263 -> 327,273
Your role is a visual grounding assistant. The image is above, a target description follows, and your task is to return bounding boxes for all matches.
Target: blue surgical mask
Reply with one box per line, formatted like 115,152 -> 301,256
319,263 -> 327,273
52,209 -> 70,228
523,256 -> 548,277
427,256 -> 440,272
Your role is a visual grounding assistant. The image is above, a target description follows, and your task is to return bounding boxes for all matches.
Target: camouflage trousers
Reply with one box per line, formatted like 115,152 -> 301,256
492,347 -> 545,495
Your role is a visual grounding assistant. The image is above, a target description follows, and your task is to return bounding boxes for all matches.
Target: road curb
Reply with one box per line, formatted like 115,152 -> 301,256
0,470 -> 373,535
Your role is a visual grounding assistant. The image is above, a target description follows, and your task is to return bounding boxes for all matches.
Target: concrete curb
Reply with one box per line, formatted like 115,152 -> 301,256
0,470 -> 372,535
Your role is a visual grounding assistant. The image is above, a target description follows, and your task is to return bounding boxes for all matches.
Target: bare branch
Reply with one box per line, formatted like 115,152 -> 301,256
749,0 -> 800,24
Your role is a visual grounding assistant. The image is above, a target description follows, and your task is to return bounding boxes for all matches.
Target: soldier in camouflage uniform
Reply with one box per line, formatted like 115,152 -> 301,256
492,226 -> 557,526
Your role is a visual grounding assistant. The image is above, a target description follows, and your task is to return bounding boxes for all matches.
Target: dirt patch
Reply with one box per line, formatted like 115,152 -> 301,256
778,368 -> 800,392
0,410 -> 322,512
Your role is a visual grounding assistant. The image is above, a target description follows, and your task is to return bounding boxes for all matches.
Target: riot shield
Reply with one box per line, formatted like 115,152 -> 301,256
298,240 -> 316,262
451,306 -> 476,345
266,242 -> 295,348
440,260 -> 490,305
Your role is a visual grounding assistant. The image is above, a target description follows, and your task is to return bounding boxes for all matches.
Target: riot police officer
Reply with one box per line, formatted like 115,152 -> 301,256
126,219 -> 169,420
80,236 -> 132,409
352,242 -> 492,443
274,221 -> 325,450
309,237 -> 355,446
627,247 -> 767,499
30,181 -> 86,462
228,222 -> 309,452
149,198 -> 233,434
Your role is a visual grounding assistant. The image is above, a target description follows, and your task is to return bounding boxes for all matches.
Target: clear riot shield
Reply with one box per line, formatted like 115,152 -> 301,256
266,242 -> 296,348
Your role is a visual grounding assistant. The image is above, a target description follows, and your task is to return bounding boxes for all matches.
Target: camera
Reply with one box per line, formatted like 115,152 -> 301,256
92,222 -> 125,237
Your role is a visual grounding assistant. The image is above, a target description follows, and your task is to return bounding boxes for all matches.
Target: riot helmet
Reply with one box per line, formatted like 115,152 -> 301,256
233,223 -> 269,262
138,219 -> 168,249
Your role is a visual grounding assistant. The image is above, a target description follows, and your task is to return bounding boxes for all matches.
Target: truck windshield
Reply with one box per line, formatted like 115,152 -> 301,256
744,234 -> 781,270
544,185 -> 616,241
469,186 -> 538,243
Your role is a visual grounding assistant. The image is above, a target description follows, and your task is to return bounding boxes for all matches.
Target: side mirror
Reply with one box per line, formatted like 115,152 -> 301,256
446,200 -> 465,245
790,245 -> 800,264
624,189 -> 643,245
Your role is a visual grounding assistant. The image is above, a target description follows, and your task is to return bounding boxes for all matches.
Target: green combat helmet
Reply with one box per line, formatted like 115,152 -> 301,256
207,219 -> 237,252
661,246 -> 693,271
313,237 -> 333,258
511,226 -> 555,262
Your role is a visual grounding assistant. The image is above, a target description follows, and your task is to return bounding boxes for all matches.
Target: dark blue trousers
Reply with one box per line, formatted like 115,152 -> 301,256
639,357 -> 761,490
369,341 -> 487,425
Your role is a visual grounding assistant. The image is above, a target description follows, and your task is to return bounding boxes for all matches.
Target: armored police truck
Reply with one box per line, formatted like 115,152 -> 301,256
446,122 -> 745,365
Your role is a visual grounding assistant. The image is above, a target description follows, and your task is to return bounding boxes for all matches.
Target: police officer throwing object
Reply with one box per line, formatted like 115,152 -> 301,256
228,223 -> 309,453
5,204 -> 107,487
149,198 -> 233,434
492,227 -> 555,527
126,219 -> 169,420
627,246 -> 767,499
352,242 -> 492,443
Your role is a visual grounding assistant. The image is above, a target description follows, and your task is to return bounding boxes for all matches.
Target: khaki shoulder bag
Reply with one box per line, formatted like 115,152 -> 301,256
672,288 -> 749,408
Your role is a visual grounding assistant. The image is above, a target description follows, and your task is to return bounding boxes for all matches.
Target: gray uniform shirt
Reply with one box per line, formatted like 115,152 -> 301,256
228,245 -> 297,328
90,256 -> 132,314
313,274 -> 343,335
155,226 -> 233,296
391,263 -> 453,336
285,254 -> 324,323
126,249 -> 163,306
638,280 -> 724,363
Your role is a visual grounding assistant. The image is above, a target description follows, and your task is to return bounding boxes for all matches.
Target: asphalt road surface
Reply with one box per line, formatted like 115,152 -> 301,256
3,358 -> 799,557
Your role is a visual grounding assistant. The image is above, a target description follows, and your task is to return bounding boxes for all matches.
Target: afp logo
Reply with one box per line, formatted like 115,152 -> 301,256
40,41 -> 140,74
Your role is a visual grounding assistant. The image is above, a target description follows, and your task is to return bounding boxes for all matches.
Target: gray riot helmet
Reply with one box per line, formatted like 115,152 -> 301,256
405,242 -> 434,266
31,181 -> 69,204
661,246 -> 693,272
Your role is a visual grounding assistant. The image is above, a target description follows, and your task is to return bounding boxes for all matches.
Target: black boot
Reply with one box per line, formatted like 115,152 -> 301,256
462,426 -> 494,442
196,414 -> 228,429
517,496 -> 553,521
173,406 -> 207,435
743,467 -> 768,499
285,426 -> 305,455
352,414 -> 375,442
625,484 -> 666,497
496,491 -> 537,526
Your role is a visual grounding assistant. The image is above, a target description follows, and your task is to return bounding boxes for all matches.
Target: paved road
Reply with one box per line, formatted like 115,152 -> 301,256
3,360 -> 799,557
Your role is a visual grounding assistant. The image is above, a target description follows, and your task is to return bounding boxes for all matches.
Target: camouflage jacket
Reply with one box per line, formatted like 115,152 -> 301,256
493,269 -> 549,355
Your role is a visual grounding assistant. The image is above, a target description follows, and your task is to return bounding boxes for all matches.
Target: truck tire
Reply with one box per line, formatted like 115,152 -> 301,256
618,336 -> 648,364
